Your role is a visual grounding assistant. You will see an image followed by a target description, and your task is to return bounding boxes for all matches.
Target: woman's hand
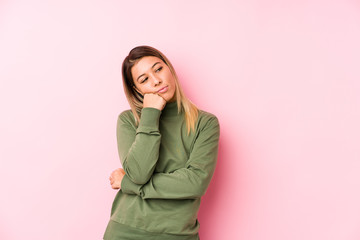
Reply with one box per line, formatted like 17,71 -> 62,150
109,168 -> 126,189
143,93 -> 166,111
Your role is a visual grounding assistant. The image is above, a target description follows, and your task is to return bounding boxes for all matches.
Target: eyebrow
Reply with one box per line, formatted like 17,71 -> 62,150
136,62 -> 161,82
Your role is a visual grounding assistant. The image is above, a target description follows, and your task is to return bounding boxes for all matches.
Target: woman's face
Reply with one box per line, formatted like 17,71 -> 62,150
131,56 -> 176,102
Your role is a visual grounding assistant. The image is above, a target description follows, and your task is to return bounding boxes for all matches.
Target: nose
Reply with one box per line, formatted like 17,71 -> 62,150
152,75 -> 162,86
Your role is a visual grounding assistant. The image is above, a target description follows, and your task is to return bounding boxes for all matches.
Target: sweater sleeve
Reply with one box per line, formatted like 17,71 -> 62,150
121,116 -> 220,199
117,107 -> 162,184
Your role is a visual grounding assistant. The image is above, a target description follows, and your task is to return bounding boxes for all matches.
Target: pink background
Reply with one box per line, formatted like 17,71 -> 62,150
1,0 -> 360,239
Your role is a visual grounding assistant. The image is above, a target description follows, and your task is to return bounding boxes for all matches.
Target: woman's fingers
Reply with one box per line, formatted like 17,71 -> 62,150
108,168 -> 125,189
143,93 -> 166,110
111,181 -> 120,189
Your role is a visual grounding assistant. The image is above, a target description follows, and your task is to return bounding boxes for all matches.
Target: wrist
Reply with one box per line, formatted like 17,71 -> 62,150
137,107 -> 161,132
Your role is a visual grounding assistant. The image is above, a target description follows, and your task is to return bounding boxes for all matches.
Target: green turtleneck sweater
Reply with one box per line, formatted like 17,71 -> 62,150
107,101 -> 220,237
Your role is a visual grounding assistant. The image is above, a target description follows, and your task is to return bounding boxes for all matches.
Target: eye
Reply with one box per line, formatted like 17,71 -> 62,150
141,77 -> 148,83
155,67 -> 163,72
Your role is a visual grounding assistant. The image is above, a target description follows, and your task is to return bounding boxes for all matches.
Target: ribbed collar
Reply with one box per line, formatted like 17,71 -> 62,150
161,101 -> 182,118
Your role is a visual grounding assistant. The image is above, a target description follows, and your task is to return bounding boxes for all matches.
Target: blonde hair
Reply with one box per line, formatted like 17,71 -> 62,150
121,45 -> 198,134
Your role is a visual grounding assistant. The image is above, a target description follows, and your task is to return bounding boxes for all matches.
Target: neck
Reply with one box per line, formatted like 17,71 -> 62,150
161,101 -> 181,118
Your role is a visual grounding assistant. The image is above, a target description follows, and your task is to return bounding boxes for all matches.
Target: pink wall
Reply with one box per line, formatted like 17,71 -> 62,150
1,0 -> 359,239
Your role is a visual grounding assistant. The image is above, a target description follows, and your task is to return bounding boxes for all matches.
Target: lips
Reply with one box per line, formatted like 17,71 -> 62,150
157,86 -> 168,93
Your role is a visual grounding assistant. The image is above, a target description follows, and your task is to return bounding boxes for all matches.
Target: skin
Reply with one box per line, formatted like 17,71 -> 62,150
109,56 -> 177,190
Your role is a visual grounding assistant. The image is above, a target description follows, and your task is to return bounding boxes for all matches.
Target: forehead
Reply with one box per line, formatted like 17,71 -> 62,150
131,56 -> 164,77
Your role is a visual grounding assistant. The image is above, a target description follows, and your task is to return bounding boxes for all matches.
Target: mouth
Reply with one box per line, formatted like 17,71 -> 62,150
157,86 -> 168,93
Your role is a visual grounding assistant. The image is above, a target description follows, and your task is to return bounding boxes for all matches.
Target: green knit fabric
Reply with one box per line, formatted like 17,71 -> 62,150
107,101 -> 220,237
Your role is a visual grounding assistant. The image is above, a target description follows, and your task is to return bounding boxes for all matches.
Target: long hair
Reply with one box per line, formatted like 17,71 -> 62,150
121,45 -> 198,134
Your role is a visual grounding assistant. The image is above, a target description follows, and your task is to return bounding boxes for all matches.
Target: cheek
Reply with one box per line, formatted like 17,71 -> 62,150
169,82 -> 176,97
137,84 -> 152,94
166,73 -> 175,86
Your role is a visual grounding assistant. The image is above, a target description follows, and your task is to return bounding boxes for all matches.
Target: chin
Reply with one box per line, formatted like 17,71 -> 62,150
167,94 -> 176,102
163,92 -> 176,102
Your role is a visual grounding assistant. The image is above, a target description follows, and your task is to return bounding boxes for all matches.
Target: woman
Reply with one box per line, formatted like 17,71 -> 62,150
103,45 -> 220,240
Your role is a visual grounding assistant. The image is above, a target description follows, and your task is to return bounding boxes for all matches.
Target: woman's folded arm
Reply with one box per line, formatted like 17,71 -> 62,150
117,107 -> 162,184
